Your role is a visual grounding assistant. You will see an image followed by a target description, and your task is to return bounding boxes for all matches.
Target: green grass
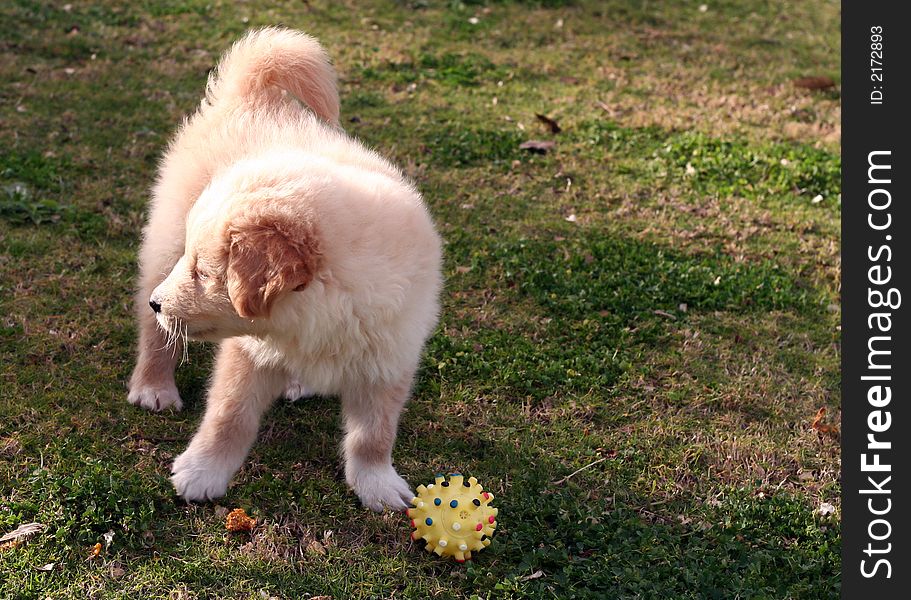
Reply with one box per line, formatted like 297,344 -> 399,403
1,0 -> 840,598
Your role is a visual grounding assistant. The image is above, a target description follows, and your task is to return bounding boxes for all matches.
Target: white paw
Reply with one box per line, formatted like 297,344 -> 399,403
128,383 -> 183,412
171,449 -> 231,502
283,379 -> 314,401
347,463 -> 414,512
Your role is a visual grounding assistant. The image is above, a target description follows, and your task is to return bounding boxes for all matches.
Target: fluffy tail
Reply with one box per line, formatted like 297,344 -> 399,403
205,27 -> 340,126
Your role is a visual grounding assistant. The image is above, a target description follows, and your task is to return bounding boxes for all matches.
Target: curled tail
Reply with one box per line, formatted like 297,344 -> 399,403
205,27 -> 340,126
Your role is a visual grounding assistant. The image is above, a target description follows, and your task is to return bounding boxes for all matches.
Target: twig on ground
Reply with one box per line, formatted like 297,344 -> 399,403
552,457 -> 609,485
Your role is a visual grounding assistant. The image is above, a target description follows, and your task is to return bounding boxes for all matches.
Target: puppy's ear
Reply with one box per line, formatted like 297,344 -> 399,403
226,214 -> 321,319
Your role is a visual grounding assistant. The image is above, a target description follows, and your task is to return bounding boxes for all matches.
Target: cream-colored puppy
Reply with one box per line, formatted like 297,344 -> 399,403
127,28 -> 442,511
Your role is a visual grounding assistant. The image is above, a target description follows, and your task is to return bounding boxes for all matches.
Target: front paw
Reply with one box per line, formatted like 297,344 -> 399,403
171,449 -> 231,502
128,381 -> 183,412
347,463 -> 414,512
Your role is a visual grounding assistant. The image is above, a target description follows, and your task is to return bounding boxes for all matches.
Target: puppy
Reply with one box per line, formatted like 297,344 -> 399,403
127,28 -> 443,511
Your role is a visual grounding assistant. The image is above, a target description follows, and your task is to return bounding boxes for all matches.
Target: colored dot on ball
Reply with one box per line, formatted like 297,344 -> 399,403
438,540 -> 448,547
425,518 -> 433,526
464,481 -> 471,487
476,523 -> 483,531
452,522 -> 461,531
450,500 -> 458,508
473,499 -> 481,506
434,498 -> 441,506
459,543 -> 468,551
488,516 -> 495,524
482,492 -> 490,499
441,481 -> 450,487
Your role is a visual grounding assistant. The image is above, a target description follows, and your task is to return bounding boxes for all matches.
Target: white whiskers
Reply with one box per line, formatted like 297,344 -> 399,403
154,314 -> 190,365
181,320 -> 189,365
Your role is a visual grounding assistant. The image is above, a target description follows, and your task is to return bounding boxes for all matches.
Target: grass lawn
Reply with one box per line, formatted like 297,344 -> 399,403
1,1 -> 841,598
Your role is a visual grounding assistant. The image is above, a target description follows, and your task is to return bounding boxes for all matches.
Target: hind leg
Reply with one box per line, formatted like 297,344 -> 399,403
341,374 -> 415,511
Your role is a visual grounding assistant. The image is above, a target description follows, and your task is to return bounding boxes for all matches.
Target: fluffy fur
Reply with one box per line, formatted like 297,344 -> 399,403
127,28 -> 443,511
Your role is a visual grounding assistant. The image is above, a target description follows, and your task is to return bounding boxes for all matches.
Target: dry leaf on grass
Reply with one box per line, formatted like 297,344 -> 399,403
0,522 -> 46,550
306,539 -> 327,556
818,502 -> 836,517
519,140 -> 556,154
534,113 -> 562,134
225,508 -> 256,532
810,407 -> 839,440
792,76 -> 836,90
810,407 -> 825,426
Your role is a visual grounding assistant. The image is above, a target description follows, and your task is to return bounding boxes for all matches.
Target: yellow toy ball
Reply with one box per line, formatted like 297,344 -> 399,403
406,473 -> 498,562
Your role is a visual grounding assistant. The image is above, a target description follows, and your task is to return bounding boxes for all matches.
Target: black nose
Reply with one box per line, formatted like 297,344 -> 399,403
149,299 -> 162,313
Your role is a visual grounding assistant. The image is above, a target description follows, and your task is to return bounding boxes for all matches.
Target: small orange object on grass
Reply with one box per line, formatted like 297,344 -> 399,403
811,407 -> 840,440
225,508 -> 256,532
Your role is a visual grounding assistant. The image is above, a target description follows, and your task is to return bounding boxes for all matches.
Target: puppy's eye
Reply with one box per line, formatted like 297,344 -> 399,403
194,268 -> 209,282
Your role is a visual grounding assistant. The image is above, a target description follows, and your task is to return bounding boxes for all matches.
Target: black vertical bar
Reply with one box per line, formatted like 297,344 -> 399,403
842,1 -> 909,597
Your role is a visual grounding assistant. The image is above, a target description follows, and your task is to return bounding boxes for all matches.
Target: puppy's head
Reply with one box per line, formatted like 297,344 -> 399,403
150,201 -> 321,341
